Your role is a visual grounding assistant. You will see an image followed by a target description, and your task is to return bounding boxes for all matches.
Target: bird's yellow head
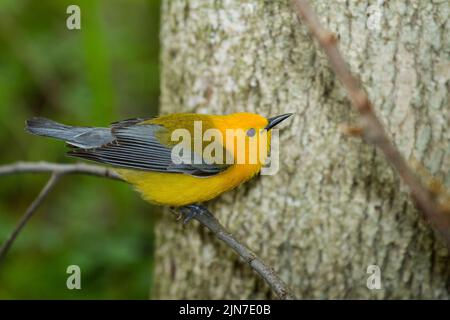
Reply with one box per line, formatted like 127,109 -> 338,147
211,112 -> 293,167
150,112 -> 292,170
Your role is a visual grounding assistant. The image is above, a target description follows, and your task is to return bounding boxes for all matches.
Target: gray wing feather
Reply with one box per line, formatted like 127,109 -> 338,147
68,123 -> 227,177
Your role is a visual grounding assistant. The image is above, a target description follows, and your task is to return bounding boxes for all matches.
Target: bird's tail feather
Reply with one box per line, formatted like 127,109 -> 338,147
26,117 -> 74,140
25,117 -> 114,149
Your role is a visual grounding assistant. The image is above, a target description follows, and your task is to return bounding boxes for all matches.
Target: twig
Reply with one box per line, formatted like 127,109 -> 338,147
182,208 -> 296,300
0,161 -> 121,180
0,173 -> 61,262
0,162 -> 120,263
291,0 -> 450,248
0,161 -> 295,298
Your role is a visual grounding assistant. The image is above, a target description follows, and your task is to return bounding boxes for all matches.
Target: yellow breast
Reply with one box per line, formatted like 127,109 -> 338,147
115,163 -> 262,207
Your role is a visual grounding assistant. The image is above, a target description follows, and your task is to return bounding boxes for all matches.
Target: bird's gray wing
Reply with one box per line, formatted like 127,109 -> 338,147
68,122 -> 228,177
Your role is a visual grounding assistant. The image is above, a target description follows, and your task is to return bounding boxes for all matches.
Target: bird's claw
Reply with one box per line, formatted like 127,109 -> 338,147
178,204 -> 212,224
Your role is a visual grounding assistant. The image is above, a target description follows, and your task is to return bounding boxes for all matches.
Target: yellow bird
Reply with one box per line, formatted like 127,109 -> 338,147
26,113 -> 292,219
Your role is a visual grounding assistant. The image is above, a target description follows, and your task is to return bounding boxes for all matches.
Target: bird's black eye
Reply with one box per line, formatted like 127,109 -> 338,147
247,128 -> 256,137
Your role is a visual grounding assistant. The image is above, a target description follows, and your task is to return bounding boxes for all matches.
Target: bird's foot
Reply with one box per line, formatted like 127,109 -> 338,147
178,204 -> 212,224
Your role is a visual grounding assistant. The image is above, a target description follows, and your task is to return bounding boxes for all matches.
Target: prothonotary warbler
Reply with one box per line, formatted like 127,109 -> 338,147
26,113 -> 292,219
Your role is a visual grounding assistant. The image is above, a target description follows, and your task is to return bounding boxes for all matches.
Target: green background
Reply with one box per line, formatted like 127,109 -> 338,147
0,0 -> 161,299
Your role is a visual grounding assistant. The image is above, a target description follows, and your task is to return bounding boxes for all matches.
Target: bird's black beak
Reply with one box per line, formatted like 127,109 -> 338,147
265,113 -> 293,130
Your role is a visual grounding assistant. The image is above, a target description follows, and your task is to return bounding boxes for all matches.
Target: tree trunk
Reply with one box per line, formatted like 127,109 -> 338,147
154,0 -> 450,299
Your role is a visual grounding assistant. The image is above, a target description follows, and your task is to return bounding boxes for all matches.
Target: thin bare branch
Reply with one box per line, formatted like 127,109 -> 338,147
176,207 -> 297,300
0,173 -> 61,263
291,0 -> 450,249
0,161 -> 121,180
0,162 -> 120,263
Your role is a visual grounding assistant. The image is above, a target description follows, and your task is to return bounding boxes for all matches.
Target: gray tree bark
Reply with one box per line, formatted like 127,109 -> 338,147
155,0 -> 450,299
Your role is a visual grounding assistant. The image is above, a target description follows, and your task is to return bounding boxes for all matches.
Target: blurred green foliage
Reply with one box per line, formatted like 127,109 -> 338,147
0,0 -> 161,299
